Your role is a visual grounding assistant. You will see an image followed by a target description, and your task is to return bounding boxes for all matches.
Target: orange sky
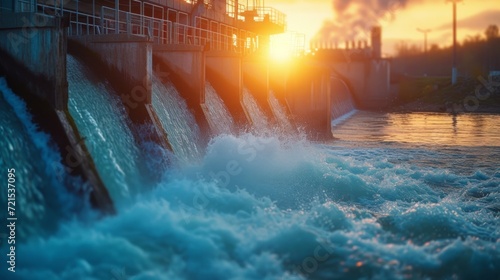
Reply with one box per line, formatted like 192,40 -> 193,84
265,0 -> 500,56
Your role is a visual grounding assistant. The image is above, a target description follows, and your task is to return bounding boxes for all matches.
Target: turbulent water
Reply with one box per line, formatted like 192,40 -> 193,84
203,82 -> 235,135
1,77 -> 499,279
151,73 -> 203,163
0,78 -> 85,241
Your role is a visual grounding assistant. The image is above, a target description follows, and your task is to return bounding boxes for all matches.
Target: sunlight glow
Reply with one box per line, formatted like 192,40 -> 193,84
269,33 -> 304,62
269,36 -> 293,61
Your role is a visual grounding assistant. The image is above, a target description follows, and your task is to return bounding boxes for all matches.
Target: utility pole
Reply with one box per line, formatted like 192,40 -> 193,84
417,28 -> 431,53
417,28 -> 432,76
447,0 -> 462,85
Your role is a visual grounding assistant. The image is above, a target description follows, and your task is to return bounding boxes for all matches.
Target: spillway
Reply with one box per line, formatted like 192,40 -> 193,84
242,87 -> 271,132
0,77 -> 83,240
331,77 -> 356,125
151,72 -> 203,163
269,90 -> 294,133
203,81 -> 235,135
67,54 -> 144,205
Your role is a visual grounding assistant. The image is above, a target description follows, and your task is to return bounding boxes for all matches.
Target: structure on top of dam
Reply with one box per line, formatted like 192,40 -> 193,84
310,26 -> 393,110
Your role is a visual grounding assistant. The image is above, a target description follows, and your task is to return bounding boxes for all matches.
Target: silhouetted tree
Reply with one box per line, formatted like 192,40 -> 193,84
429,44 -> 440,52
463,33 -> 483,45
395,41 -> 421,57
485,24 -> 499,41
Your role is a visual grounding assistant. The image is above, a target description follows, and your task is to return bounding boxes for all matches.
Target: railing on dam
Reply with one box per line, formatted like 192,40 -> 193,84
36,2 -> 258,55
251,7 -> 286,28
0,0 -> 35,14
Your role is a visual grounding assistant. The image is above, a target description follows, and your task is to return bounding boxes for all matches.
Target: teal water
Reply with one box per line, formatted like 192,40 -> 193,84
242,88 -> 271,132
203,82 -> 235,135
0,75 -> 499,279
67,54 -> 144,206
0,77 -> 86,241
151,72 -> 203,164
269,90 -> 294,133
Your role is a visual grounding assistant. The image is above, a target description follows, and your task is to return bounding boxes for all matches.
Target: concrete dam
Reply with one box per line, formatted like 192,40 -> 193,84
0,0 -> 392,215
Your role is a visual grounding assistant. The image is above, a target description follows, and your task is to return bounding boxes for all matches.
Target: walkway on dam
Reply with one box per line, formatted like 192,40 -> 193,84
35,1 -> 283,55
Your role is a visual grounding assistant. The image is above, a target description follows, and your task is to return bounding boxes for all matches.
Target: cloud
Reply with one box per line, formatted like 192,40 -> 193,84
434,9 -> 500,32
312,0 -> 424,42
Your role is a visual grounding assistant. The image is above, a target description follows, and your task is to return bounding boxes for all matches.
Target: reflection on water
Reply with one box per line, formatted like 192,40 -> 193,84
332,111 -> 500,147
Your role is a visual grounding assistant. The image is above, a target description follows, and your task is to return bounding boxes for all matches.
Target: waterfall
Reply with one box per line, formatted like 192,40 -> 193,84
151,72 -> 203,163
203,81 -> 235,135
269,90 -> 294,133
330,77 -> 356,126
0,77 -> 84,240
242,87 -> 270,131
67,54 -> 144,206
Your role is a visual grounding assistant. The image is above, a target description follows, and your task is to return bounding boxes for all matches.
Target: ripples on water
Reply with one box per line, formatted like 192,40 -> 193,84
332,111 -> 500,147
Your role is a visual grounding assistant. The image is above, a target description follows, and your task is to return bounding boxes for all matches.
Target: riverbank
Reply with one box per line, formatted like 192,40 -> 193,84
393,75 -> 500,114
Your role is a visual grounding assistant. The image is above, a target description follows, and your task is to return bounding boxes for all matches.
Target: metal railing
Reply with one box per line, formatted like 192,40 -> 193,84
253,7 -> 286,28
37,3 -> 102,35
35,2 -> 258,55
0,0 -> 35,13
149,0 -> 200,12
101,5 -> 260,54
17,0 -> 35,12
225,0 -> 245,21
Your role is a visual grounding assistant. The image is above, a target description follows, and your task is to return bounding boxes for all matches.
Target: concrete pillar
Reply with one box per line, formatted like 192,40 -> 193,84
205,51 -> 248,126
69,34 -> 153,119
268,60 -> 295,126
242,56 -> 276,123
69,34 -> 173,152
153,44 -> 210,136
0,12 -> 68,110
330,60 -> 391,109
285,60 -> 332,140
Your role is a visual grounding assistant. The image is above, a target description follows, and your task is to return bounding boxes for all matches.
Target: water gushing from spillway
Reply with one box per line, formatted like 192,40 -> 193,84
203,81 -> 235,135
3,65 -> 500,279
151,73 -> 203,163
330,79 -> 356,125
67,55 -> 144,205
0,77 -> 86,240
269,90 -> 294,133
242,87 -> 271,132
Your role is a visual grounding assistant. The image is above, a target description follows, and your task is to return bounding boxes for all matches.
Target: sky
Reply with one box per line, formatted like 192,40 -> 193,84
265,0 -> 500,56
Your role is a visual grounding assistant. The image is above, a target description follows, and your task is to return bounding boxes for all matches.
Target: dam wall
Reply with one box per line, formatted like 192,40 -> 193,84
0,12 -> 67,110
205,51 -> 248,126
70,34 -> 153,110
285,61 -> 332,139
0,11 -> 114,213
331,60 -> 392,110
242,58 -> 275,121
153,44 -> 210,137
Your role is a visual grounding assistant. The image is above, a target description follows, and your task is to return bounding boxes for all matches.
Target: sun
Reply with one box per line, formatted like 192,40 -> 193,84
269,33 -> 295,62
